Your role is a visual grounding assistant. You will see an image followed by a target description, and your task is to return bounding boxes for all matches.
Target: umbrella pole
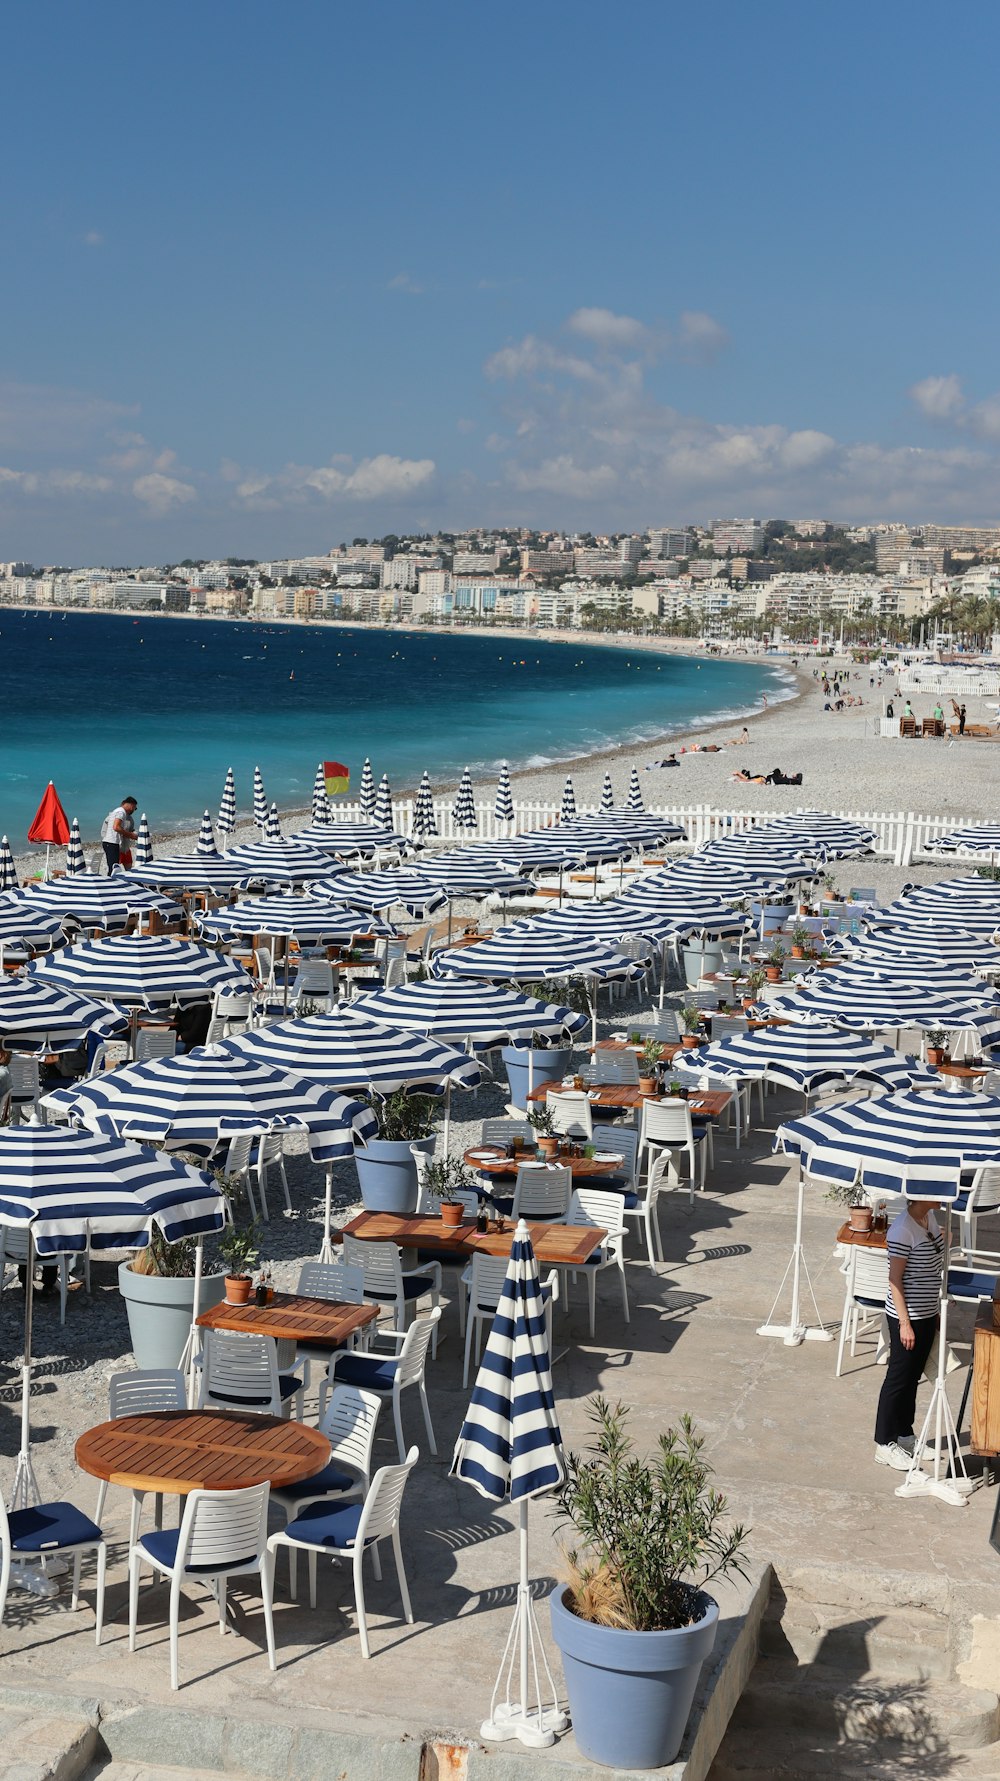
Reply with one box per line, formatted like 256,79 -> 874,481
442,1081 -> 451,1153
896,1207 -> 973,1508
181,1238 -> 205,1408
481,1499 -> 567,1748
756,1161 -> 832,1346
8,1231 -> 58,1599
318,1169 -> 334,1263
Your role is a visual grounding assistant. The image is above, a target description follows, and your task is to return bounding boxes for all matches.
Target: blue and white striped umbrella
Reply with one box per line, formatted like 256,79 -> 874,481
498,834 -> 631,871
866,905 -> 1000,941
411,773 -> 438,840
66,817 -> 86,876
600,772 -> 614,813
354,979 -> 588,1050
0,836 -> 17,893
559,814 -> 682,850
757,812 -> 876,858
432,930 -> 648,986
453,767 -> 477,832
926,825 -> 1000,855
310,869 -> 447,917
16,874 -> 178,929
289,821 -> 408,855
804,957 -> 1000,1002
358,758 -> 376,818
265,801 -> 283,841
32,936 -> 248,1005
197,895 -> 395,943
675,1024 -> 939,1094
195,811 -> 217,856
0,895 -> 65,951
775,1090 -> 1000,1197
252,765 -> 268,831
559,777 -> 576,822
414,852 -> 532,898
221,839 -> 336,883
134,813 -> 153,866
626,765 -> 644,812
494,761 -> 514,826
700,837 -> 812,869
127,852 -> 246,891
513,898 -> 748,944
218,767 -> 237,838
373,774 -> 393,831
832,928 -> 1000,975
764,975 -> 1000,1044
0,977 -> 125,1048
48,1045 -> 378,1164
894,877 -> 1000,913
311,762 -> 331,825
226,1006 -> 482,1097
648,858 -> 793,896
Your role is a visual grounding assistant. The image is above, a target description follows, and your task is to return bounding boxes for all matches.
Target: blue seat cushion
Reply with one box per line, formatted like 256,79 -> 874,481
273,1462 -> 356,1504
367,1275 -> 436,1302
330,1353 -> 398,1391
282,1500 -> 369,1551
949,1268 -> 999,1300
139,1527 -> 255,1575
208,1374 -> 300,1407
620,1192 -> 639,1210
8,1502 -> 102,1553
583,1249 -> 606,1266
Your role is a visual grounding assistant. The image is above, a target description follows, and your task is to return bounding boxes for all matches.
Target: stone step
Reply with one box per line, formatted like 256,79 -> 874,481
83,1767 -> 253,1781
2,1709 -> 99,1781
761,1597 -> 953,1679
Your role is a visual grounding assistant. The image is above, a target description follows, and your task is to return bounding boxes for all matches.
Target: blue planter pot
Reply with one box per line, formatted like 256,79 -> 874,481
501,1045 -> 573,1114
550,1584 -> 719,1770
680,940 -> 724,988
118,1261 -> 227,1372
750,900 -> 792,937
354,1136 -> 436,1215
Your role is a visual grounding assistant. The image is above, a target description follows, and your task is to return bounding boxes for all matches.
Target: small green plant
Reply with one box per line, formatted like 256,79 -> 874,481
766,938 -> 786,967
640,1037 -> 664,1071
628,1029 -> 643,1045
130,1226 -> 198,1278
362,1088 -> 438,1143
528,1104 -> 556,1137
680,1004 -> 702,1035
422,1152 -> 477,1207
525,977 -> 592,1017
667,1077 -> 682,1096
555,1398 -> 749,1633
824,1181 -> 870,1210
220,1218 -> 261,1280
975,865 -> 1000,882
745,968 -> 766,996
791,923 -> 811,951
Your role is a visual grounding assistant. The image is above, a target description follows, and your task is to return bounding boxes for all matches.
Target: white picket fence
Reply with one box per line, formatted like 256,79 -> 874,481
331,798 -> 986,868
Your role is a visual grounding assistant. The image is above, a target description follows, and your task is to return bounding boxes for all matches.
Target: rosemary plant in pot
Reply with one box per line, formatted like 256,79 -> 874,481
354,1089 -> 438,1215
550,1398 -> 749,1769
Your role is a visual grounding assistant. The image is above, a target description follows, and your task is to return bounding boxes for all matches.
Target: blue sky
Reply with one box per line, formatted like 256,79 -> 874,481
3,0 -> 999,560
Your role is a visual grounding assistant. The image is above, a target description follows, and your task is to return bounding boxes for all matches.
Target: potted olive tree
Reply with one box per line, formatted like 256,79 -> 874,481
501,981 -> 589,1113
742,967 -> 766,1009
528,1104 -> 559,1159
353,1089 -> 438,1215
638,1038 -> 663,1095
550,1398 -> 749,1770
220,1220 -> 261,1305
825,1180 -> 875,1234
679,1006 -> 702,1049
789,922 -> 812,960
764,940 -> 785,983
423,1153 -> 477,1227
925,1028 -> 950,1070
119,1224 -> 227,1372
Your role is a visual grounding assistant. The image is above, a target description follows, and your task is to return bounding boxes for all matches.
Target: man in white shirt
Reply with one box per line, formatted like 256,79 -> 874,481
101,796 -> 137,875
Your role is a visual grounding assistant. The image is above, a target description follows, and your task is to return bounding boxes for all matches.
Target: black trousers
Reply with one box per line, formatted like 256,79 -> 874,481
875,1314 -> 938,1445
102,841 -> 120,875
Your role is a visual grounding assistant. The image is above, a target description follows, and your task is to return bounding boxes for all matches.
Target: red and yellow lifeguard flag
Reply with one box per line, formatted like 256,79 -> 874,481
324,761 -> 350,798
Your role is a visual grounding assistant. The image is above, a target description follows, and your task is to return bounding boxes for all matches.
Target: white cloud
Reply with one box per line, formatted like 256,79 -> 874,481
567,307 -> 653,351
387,272 -> 424,294
233,453 -> 436,509
82,230 -> 105,248
507,456 -> 619,499
677,310 -> 730,363
0,381 -> 138,452
910,374 -> 965,422
132,472 -> 197,514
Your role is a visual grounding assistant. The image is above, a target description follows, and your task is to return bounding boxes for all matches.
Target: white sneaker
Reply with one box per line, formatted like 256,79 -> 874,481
875,1441 -> 913,1472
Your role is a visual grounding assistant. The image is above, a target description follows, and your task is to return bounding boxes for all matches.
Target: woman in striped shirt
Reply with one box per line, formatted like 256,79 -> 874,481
874,1199 -> 944,1471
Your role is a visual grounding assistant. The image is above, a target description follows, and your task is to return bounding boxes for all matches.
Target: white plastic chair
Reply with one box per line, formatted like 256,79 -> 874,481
266,1448 -> 418,1660
291,1260 -> 366,1414
7,1055 -> 40,1123
292,958 -> 338,1012
637,1100 -> 708,1208
567,1188 -> 629,1338
95,1369 -> 186,1536
592,1122 -> 639,1193
253,1133 -> 293,1220
620,1152 -> 676,1268
133,1025 -> 177,1063
953,1165 -> 1000,1258
271,1384 -> 381,1593
511,1164 -> 572,1222
253,945 -> 275,996
623,1010 -> 681,1044
197,1329 -> 303,1420
128,1482 -> 275,1690
835,1246 -> 890,1377
89,1039 -> 130,1075
711,1014 -> 749,1041
327,1308 -> 441,1460
341,1236 -> 441,1350
480,1117 -> 534,1149
0,1491 -> 106,1644
210,988 -> 255,1035
0,1226 -> 75,1325
221,1134 -> 262,1221
545,1089 -> 593,1141
376,939 -> 408,991
460,1254 -> 555,1386
592,1050 -> 641,1087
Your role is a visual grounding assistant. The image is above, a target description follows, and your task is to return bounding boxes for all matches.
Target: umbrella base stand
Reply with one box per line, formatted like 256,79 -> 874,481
481,1701 -> 568,1750
756,1172 -> 832,1346
895,1379 -> 978,1510
481,1579 -> 568,1751
7,1562 -> 59,1599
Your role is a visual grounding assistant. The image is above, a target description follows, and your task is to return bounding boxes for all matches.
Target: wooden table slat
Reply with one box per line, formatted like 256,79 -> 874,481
340,1210 -> 604,1266
196,1291 -> 378,1346
76,1410 -> 330,1495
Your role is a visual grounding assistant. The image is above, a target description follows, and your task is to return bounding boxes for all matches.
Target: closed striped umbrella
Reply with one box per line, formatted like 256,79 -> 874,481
411,772 -> 438,840
451,1219 -> 565,1745
626,765 -> 644,812
926,825 -> 1000,855
354,979 -> 588,1050
311,763 -> 331,825
0,836 -> 16,893
559,777 -> 577,823
217,768 -> 237,838
31,936 -> 248,1005
196,895 -> 395,943
674,1024 -> 939,1095
66,817 -> 86,875
453,767 -> 477,832
358,758 -> 376,818
195,811 -> 217,856
134,813 -> 153,866
310,869 -> 447,917
252,766 -> 268,831
226,1006 -> 482,1097
775,1089 -> 1000,1197
374,774 -> 393,831
600,772 -> 614,813
265,801 -> 283,840
221,839 -> 336,883
431,931 -> 648,985
48,1045 -> 378,1164
16,874 -> 178,930
0,895 -> 64,951
0,976 -> 125,1048
289,821 -> 407,855
494,761 -> 514,826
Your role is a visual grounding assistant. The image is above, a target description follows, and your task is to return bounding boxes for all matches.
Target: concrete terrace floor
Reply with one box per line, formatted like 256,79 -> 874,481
0,1080 -> 998,1764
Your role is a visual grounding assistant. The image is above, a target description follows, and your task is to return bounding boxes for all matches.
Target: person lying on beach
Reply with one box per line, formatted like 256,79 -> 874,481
767,768 -> 803,786
644,753 -> 680,769
730,769 -> 768,783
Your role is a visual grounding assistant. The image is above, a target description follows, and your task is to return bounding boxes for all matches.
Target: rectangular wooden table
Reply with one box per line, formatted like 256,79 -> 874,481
526,1083 -> 733,1119
339,1210 -> 605,1267
196,1290 -> 378,1347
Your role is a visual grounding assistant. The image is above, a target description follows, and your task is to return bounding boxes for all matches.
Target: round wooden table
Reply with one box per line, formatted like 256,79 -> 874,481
464,1145 -> 624,1180
76,1409 -> 330,1497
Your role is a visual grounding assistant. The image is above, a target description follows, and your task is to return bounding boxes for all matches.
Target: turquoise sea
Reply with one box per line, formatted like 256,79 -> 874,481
0,611 -> 790,841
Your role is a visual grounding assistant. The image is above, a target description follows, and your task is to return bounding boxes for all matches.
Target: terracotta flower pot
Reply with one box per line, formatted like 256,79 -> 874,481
538,1135 -> 559,1159
440,1200 -> 465,1228
225,1275 -> 252,1305
848,1206 -> 873,1234
926,1048 -> 948,1068
681,1034 -> 700,1049
638,1076 -> 658,1095
791,946 -> 805,959
765,966 -> 782,982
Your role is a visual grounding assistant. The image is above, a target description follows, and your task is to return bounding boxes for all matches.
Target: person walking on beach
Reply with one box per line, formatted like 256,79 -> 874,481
874,1198 -> 943,1471
959,703 -> 967,735
101,796 -> 137,874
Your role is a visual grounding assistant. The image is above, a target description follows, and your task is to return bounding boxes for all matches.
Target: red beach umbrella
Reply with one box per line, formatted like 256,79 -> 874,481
27,782 -> 70,879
